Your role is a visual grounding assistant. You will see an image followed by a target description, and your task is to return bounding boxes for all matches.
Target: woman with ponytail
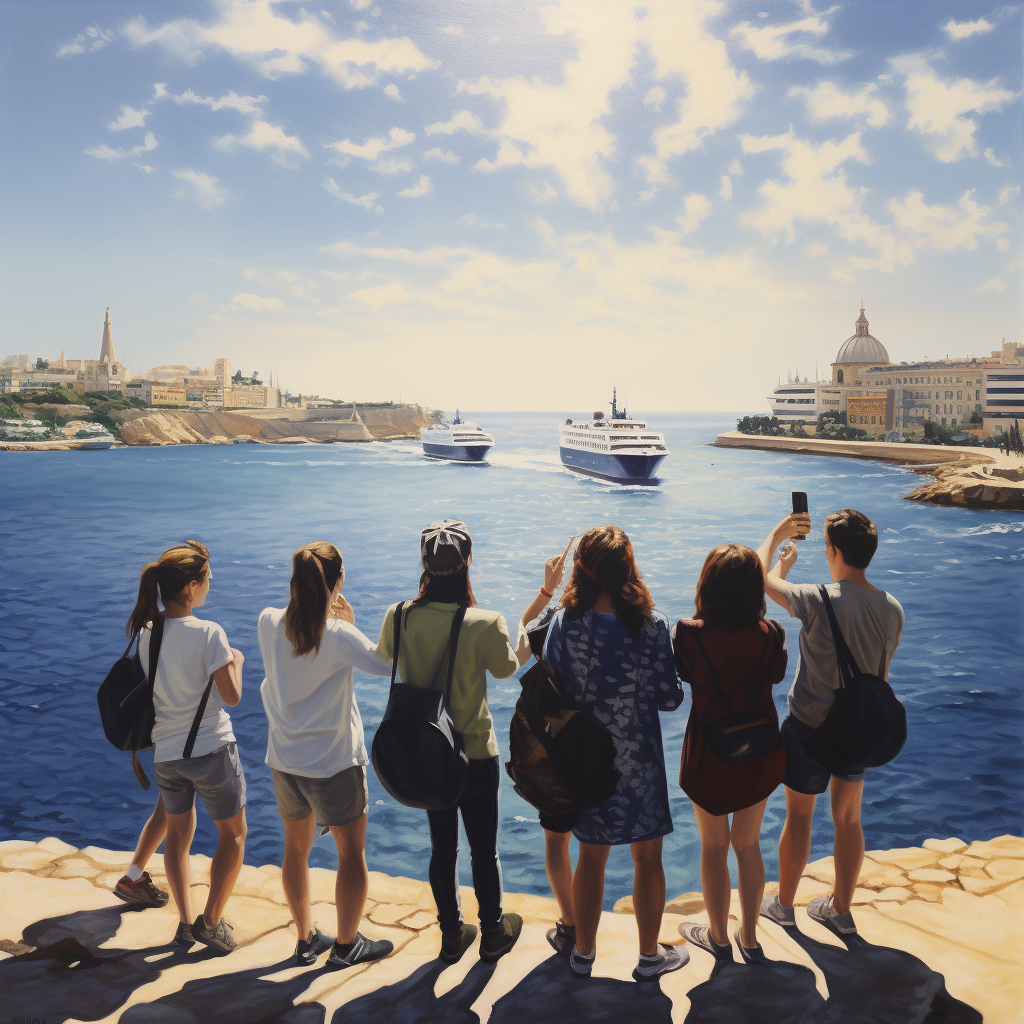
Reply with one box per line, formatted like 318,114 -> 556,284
541,526 -> 686,982
132,541 -> 247,955
258,542 -> 394,969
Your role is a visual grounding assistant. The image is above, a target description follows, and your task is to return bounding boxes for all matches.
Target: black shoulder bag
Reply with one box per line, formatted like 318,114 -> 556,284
371,602 -> 469,811
804,585 -> 907,775
97,618 -> 218,789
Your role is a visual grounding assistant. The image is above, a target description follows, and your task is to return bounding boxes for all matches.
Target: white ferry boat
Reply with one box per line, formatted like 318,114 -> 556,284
559,389 -> 668,485
420,410 -> 493,463
64,421 -> 115,449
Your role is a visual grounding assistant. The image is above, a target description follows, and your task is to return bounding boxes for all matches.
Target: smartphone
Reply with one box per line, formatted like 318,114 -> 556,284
792,491 -> 808,540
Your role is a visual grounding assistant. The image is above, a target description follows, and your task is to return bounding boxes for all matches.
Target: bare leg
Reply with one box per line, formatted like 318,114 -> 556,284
281,814 -> 316,940
331,814 -> 369,945
163,807 -> 196,924
730,799 -> 768,947
692,803 -> 732,946
829,778 -> 865,915
630,837 -> 666,956
131,796 -> 167,870
778,786 -> 816,908
544,829 -> 575,927
204,809 -> 246,925
572,842 -> 610,957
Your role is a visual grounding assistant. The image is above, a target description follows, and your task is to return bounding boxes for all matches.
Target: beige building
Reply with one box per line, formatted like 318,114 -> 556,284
226,384 -> 280,409
65,309 -> 131,392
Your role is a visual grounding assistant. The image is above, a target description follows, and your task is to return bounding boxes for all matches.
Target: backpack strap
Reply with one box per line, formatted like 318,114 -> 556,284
389,602 -> 406,691
147,615 -> 165,695
817,585 -> 861,687
441,607 -> 468,710
183,675 -> 217,759
122,631 -> 139,662
689,630 -> 732,713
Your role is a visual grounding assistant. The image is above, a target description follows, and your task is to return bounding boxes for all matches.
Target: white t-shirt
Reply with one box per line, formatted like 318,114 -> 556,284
140,616 -> 235,763
258,607 -> 391,778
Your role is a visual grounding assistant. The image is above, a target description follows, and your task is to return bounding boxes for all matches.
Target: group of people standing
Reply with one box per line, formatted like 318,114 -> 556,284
109,506 -> 903,984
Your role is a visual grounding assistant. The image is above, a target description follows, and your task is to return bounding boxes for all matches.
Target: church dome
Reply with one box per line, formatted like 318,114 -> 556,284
835,304 -> 888,365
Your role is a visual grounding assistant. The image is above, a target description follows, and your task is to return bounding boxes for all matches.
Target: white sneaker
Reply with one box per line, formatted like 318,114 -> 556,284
806,894 -> 857,935
759,894 -> 796,928
632,943 -> 689,982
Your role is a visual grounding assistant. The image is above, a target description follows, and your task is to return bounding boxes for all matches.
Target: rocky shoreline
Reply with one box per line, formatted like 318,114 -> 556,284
714,431 -> 1024,511
1,834 -> 1020,1022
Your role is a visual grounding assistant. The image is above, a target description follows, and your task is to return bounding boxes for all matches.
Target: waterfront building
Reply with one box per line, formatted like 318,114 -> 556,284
126,380 -> 186,406
225,384 -> 280,409
767,306 -> 1023,438
64,309 -> 131,392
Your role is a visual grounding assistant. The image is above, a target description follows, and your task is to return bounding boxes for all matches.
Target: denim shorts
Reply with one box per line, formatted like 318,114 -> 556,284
271,765 -> 368,827
782,715 -> 866,795
155,743 -> 246,820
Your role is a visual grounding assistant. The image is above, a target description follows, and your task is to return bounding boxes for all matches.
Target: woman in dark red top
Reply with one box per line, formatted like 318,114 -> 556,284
672,543 -> 791,964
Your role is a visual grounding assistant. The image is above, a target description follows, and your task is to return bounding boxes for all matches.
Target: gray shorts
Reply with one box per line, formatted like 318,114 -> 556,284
155,743 -> 246,820
271,765 -> 368,827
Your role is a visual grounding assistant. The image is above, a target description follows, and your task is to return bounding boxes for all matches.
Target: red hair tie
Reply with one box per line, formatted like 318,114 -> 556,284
576,560 -> 597,580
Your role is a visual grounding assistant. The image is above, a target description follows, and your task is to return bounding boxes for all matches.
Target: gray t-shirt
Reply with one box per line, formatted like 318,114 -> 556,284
787,581 -> 904,728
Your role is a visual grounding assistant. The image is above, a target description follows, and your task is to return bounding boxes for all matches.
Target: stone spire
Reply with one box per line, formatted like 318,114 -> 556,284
99,308 -> 116,365
855,302 -> 869,337
58,349 -> 65,369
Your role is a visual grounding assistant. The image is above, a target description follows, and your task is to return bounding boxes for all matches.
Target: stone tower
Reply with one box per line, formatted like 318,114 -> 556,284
99,308 -> 116,365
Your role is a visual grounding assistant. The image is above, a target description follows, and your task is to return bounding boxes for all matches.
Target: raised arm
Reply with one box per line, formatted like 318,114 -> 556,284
516,539 -> 572,666
757,513 -> 810,613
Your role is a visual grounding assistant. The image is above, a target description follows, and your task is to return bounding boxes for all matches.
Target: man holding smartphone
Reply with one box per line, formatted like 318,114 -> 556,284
755,504 -> 904,938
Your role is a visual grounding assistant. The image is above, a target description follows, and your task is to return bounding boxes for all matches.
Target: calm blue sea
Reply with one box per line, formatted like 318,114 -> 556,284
1,413 -> 1022,908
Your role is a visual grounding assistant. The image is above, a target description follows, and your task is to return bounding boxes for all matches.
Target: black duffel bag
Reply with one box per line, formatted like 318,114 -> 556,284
805,585 -> 907,775
371,602 -> 469,812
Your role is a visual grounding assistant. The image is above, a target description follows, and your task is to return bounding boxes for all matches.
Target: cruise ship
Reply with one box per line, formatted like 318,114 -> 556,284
558,389 -> 668,484
420,410 -> 494,462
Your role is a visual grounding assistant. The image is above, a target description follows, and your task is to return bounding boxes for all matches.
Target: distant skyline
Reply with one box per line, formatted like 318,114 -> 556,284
1,0 -> 1020,411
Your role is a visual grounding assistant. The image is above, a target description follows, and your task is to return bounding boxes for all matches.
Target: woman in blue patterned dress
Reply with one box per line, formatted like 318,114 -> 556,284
542,526 -> 688,982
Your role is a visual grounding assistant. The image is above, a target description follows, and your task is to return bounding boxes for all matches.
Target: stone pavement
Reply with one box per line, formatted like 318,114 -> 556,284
1,835 -> 1021,1023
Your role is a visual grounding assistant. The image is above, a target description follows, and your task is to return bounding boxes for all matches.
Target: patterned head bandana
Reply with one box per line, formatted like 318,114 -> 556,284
421,519 -> 472,576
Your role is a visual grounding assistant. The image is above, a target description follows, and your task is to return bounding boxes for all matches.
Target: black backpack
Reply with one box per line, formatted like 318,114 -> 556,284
97,617 -> 217,789
371,602 -> 469,812
805,585 -> 907,775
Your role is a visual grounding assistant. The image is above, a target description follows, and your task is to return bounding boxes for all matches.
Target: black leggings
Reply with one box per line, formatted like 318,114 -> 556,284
426,756 -> 503,935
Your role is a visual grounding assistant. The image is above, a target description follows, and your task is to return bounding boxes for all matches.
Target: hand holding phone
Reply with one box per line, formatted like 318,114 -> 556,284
791,491 -> 809,541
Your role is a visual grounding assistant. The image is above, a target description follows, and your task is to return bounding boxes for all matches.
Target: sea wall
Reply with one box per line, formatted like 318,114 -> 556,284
714,430 -> 1024,511
1,835 -> 1020,1022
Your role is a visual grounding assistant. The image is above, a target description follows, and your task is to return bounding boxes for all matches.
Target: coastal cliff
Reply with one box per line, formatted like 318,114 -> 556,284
714,431 -> 1024,511
1,835 -> 1020,1022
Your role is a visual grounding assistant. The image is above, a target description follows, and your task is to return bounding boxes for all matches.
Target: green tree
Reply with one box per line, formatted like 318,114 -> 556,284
35,357 -> 50,370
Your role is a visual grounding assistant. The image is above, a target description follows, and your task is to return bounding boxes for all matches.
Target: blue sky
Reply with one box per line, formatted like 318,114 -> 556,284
1,0 -> 1019,410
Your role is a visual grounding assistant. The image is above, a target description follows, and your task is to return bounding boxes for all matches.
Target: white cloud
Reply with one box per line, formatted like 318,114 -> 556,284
527,181 -> 558,204
232,293 -> 284,311
134,162 -> 157,173
458,213 -> 479,226
678,193 -> 712,234
351,0 -> 372,9
153,83 -> 169,100
215,121 -> 310,166
998,185 -> 1020,205
974,276 -> 1005,293
635,187 -> 658,204
442,25 -> 464,36
895,56 -> 1017,162
643,86 -> 667,111
384,83 -> 403,101
107,105 -> 150,131
996,237 -> 1010,251
85,132 -> 157,161
348,281 -> 413,309
174,89 -> 267,115
425,110 -> 484,135
887,188 -> 1008,253
728,158 -> 743,175
124,2 -> 436,90
398,174 -> 432,197
790,81 -> 889,127
325,126 -> 415,160
57,26 -> 114,57
373,156 -> 413,174
323,177 -> 381,210
133,132 -> 158,154
984,148 -> 1004,167
943,18 -> 994,41
719,175 -> 733,200
424,147 -> 460,163
171,168 -> 229,209
731,11 -> 852,64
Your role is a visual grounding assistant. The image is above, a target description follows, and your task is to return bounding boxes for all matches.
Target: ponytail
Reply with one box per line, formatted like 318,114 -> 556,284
284,542 -> 344,656
127,540 -> 210,636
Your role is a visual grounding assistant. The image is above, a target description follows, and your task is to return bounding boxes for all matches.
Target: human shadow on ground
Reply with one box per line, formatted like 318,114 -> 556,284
0,905 -> 219,1024
329,958 -> 497,1024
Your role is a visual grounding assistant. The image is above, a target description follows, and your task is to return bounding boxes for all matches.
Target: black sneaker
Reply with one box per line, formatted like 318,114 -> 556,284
326,932 -> 393,969
191,914 -> 236,955
173,921 -> 195,947
295,926 -> 334,966
440,923 -> 478,965
546,920 -> 576,958
480,914 -> 522,963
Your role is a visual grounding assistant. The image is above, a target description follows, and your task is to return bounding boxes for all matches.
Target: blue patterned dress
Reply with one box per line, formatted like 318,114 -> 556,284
542,608 -> 683,845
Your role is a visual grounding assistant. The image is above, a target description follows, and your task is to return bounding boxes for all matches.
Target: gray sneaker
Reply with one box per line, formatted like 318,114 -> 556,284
806,894 -> 857,935
678,923 -> 732,960
632,943 -> 689,982
191,915 -> 236,955
759,894 -> 796,928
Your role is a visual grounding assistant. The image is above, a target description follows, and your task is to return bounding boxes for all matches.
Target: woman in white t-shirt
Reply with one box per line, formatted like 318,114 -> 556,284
130,540 -> 247,955
258,541 -> 393,969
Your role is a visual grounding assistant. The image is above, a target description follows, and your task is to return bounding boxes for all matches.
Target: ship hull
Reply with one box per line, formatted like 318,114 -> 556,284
559,447 -> 667,484
422,443 -> 491,462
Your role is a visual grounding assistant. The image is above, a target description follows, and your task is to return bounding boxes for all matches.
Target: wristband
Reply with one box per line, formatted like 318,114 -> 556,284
540,586 -> 553,600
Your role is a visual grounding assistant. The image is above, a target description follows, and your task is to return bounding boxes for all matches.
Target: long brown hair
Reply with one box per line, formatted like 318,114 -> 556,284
127,540 -> 210,636
285,542 -> 344,656
694,544 -> 765,631
561,526 -> 654,635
